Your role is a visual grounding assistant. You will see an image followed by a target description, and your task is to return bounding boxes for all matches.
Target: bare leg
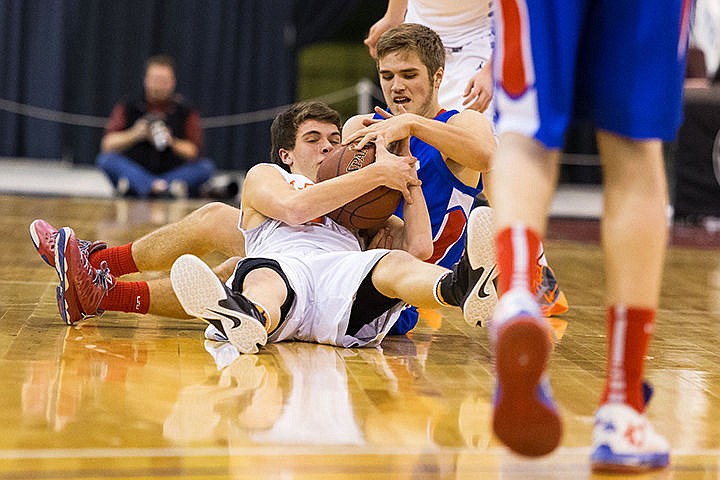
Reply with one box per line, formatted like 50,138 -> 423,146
491,133 -> 560,235
488,132 -> 564,458
370,250 -> 447,308
598,132 -> 667,307
147,277 -> 188,318
240,268 -> 288,332
132,202 -> 245,272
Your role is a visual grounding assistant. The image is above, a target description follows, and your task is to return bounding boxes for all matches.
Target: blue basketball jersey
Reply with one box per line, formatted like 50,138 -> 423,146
374,109 -> 484,333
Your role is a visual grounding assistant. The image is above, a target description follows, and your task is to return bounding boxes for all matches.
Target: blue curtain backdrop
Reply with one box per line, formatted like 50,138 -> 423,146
0,0 -> 360,170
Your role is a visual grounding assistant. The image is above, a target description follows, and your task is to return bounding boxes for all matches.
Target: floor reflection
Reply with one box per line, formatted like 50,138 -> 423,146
21,325 -> 148,433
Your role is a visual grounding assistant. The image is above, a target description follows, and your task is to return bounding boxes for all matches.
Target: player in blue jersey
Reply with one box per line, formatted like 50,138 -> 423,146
345,22 -> 568,334
489,0 -> 691,470
343,23 -> 497,334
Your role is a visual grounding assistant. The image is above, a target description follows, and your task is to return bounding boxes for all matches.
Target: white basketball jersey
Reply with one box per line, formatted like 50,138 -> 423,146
240,164 -> 361,259
405,0 -> 492,46
233,164 -> 402,349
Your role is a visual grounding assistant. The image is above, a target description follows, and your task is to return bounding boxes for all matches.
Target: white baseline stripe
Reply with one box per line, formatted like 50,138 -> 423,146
0,446 -> 718,460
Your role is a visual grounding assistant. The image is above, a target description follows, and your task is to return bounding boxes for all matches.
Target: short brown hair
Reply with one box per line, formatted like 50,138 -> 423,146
145,54 -> 175,73
375,23 -> 445,79
269,101 -> 342,171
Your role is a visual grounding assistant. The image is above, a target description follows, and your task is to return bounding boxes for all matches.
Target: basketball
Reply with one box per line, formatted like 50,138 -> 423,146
316,143 -> 402,230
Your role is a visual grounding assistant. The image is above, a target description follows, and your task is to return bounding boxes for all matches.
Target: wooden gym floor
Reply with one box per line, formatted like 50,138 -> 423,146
1,193 -> 719,479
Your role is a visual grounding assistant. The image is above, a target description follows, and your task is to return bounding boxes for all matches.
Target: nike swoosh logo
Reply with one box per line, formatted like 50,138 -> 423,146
207,307 -> 242,329
477,265 -> 496,299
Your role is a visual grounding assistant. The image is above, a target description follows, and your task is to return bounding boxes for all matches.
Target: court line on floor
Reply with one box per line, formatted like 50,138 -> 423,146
0,446 -> 718,459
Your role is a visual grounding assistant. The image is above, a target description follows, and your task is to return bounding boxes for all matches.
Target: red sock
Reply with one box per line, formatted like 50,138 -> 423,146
99,281 -> 150,314
601,305 -> 655,412
495,225 -> 542,295
90,243 -> 139,276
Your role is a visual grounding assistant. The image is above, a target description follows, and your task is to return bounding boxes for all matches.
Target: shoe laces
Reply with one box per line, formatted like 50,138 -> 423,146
78,239 -> 93,256
46,233 -> 103,258
80,260 -> 114,318
93,260 -> 116,292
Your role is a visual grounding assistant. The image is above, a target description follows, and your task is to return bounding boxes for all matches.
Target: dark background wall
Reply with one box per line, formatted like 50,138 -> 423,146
0,0 -> 384,171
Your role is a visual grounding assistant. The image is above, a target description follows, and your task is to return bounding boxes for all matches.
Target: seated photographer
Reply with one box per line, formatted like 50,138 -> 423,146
96,54 -> 215,199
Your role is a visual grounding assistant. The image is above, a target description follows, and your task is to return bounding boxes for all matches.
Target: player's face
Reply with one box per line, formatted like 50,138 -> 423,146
286,120 -> 341,179
144,64 -> 176,103
378,50 -> 441,118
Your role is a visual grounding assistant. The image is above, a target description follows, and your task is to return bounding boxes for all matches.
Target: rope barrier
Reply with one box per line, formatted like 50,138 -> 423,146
0,98 -> 107,128
0,80 -> 385,130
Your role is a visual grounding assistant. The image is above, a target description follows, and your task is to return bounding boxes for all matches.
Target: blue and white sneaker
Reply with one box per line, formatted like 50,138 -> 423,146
491,288 -> 562,457
592,403 -> 670,472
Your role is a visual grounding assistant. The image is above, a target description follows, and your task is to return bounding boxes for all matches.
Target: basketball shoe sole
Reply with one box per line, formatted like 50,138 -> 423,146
171,254 -> 267,354
493,310 -> 562,457
54,227 -> 86,325
462,206 -> 498,327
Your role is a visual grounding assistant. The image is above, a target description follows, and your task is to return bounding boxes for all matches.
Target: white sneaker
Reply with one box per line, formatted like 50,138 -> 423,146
171,254 -> 268,354
204,324 -> 228,342
116,177 -> 130,197
204,339 -> 239,369
462,206 -> 498,327
592,403 -> 670,472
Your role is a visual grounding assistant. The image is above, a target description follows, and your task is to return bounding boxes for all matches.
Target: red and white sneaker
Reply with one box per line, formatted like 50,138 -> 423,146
30,219 -> 59,267
30,219 -> 107,268
54,227 -> 116,324
490,288 -> 562,457
592,403 -> 670,472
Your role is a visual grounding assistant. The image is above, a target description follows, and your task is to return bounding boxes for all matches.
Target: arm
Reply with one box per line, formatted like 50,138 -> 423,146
240,154 -> 420,230
365,138 -> 433,259
342,113 -> 374,141
462,55 -> 494,112
380,184 -> 433,260
170,110 -> 201,160
102,119 -> 199,159
101,119 -> 149,153
168,137 -> 198,160
364,0 -> 408,58
345,107 -> 496,174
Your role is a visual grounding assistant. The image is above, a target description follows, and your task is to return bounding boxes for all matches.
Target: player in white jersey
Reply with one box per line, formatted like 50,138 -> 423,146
365,0 -> 495,117
169,101 -> 493,354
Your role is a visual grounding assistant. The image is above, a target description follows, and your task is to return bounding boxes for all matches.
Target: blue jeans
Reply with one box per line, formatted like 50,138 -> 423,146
96,152 -> 215,198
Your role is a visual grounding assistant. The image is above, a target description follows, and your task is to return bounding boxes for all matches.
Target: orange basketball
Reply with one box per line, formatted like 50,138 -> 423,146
316,143 -> 402,230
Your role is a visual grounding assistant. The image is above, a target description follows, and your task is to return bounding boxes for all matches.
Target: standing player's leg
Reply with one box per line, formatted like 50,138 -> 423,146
590,134 -> 670,471
490,134 -> 563,458
588,0 -> 688,470
488,0 -> 591,457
